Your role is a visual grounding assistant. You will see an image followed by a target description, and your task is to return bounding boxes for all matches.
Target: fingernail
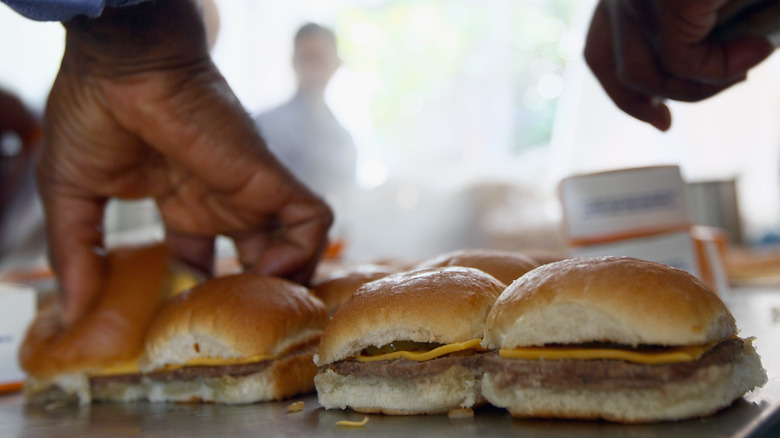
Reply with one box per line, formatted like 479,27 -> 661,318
650,96 -> 666,108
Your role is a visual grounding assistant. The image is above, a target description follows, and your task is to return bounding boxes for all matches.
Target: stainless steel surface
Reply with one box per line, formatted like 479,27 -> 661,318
0,393 -> 778,438
1,287 -> 779,438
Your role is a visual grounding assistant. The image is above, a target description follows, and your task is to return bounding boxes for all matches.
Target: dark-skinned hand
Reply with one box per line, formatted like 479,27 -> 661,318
37,0 -> 332,326
584,0 -> 775,131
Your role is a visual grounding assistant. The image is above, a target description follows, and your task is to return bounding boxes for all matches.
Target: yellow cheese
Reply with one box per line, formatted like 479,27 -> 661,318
167,269 -> 202,297
93,353 -> 275,376
336,417 -> 369,427
499,343 -> 715,364
356,339 -> 485,362
93,359 -> 141,377
158,354 -> 275,372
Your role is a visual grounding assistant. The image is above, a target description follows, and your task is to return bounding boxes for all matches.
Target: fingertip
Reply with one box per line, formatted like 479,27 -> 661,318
165,231 -> 215,277
648,100 -> 672,132
612,91 -> 673,132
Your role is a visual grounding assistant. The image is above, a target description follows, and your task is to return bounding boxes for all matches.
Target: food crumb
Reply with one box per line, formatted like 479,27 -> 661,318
448,408 -> 474,419
336,416 -> 369,427
286,401 -> 304,412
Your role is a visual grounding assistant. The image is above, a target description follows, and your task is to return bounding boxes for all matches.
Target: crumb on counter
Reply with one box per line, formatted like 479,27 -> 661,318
448,408 -> 474,419
286,401 -> 305,412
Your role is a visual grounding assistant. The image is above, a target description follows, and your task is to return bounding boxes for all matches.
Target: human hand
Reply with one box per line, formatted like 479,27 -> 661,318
584,0 -> 775,131
37,0 -> 333,326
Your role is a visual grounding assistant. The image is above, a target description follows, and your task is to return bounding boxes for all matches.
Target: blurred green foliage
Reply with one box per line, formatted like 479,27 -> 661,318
336,0 -> 579,155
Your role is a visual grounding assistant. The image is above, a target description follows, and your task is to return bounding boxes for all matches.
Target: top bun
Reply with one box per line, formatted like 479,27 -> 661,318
317,267 -> 506,365
484,256 -> 736,349
20,244 -> 175,378
312,264 -> 397,314
416,249 -> 540,286
142,274 -> 328,372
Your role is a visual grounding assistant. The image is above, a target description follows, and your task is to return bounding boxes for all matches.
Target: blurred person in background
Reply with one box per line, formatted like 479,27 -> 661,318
1,0 -> 332,327
584,0 -> 775,131
255,23 -> 357,200
0,88 -> 45,271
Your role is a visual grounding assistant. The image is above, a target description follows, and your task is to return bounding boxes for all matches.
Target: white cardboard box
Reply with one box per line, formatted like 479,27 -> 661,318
0,283 -> 36,391
571,230 -> 701,279
560,166 -> 690,243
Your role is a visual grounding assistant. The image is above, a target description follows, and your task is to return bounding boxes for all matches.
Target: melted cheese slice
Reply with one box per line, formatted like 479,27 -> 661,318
167,269 -> 202,297
499,343 -> 715,364
92,359 -> 141,376
92,353 -> 276,376
157,354 -> 275,372
355,339 -> 485,362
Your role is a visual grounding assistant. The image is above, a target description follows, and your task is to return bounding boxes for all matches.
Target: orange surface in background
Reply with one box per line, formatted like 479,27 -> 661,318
323,239 -> 345,260
567,224 -> 691,247
0,267 -> 53,284
692,226 -> 729,293
0,382 -> 23,394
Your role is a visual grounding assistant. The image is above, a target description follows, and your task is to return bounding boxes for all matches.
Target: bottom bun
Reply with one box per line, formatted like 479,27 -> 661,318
93,380 -> 147,403
481,341 -> 767,423
315,365 -> 483,415
25,375 -> 148,405
24,374 -> 92,405
25,350 -> 317,406
143,351 -> 317,404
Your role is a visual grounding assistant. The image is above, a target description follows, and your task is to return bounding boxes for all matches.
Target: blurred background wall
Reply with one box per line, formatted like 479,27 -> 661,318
2,0 -> 780,263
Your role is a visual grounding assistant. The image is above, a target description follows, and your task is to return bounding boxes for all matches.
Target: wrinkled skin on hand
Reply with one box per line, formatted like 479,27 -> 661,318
584,0 -> 775,131
37,0 -> 333,326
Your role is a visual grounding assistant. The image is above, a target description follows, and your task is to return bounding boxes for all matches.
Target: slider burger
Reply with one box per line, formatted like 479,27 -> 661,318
315,266 -> 506,414
20,244 -> 196,405
416,248 -> 540,286
481,256 -> 767,422
139,273 -> 328,404
312,263 -> 396,314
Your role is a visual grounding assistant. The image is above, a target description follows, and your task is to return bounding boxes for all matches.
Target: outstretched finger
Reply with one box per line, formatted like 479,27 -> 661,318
36,175 -> 107,327
242,195 -> 332,286
165,228 -> 215,277
585,2 -> 672,130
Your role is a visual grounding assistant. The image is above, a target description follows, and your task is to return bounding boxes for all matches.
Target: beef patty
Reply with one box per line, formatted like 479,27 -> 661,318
319,339 -> 743,391
321,350 -> 485,380
89,344 -> 317,387
483,338 -> 744,391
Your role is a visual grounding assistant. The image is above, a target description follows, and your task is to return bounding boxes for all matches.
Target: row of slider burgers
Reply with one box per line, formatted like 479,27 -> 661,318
16,246 -> 568,406
314,256 -> 767,422
21,244 -> 329,405
20,245 -> 532,405
19,244 -> 767,422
